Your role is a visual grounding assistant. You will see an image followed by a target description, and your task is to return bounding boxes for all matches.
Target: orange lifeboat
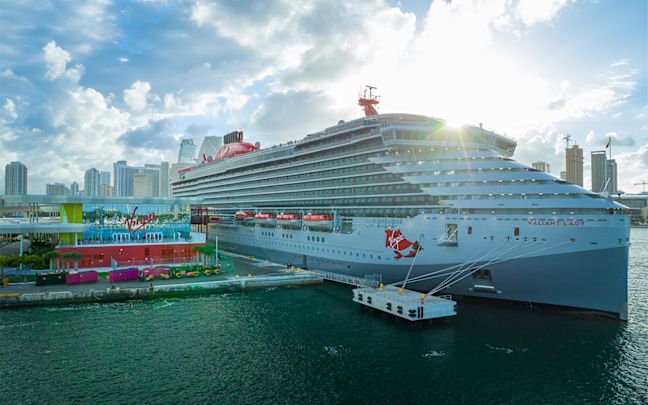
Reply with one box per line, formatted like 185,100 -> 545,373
234,211 -> 254,221
254,212 -> 276,226
303,213 -> 333,230
277,213 -> 302,227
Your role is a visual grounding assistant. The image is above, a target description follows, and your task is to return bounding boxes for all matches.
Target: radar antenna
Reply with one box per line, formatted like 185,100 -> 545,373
358,85 -> 380,116
563,133 -> 572,149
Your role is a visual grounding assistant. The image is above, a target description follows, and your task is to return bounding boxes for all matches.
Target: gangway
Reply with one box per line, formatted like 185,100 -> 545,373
307,270 -> 380,288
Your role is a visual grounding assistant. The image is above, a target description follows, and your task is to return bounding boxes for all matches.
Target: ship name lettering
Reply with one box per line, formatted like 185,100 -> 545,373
527,219 -> 584,227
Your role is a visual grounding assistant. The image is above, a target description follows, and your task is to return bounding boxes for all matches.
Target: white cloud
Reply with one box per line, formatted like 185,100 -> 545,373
610,58 -> 630,67
3,98 -> 17,120
43,41 -> 71,80
42,41 -> 85,82
123,80 -> 152,111
515,0 -> 571,26
614,144 -> 648,193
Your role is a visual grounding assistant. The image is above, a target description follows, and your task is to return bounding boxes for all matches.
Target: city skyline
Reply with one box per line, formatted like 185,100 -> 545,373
0,1 -> 646,194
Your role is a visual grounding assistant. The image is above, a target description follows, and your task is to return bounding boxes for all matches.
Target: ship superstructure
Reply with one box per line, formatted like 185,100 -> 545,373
172,90 -> 630,319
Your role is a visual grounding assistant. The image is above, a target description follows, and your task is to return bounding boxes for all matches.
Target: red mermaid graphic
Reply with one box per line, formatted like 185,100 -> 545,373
385,229 -> 423,260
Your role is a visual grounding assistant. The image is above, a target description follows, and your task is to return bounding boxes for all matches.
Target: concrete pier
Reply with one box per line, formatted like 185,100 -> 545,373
0,255 -> 322,308
0,273 -> 322,308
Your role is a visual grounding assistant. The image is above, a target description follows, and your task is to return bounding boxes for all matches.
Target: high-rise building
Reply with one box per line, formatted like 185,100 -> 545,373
607,159 -> 618,194
160,161 -> 170,197
70,181 -> 79,196
591,151 -> 607,192
198,136 -> 223,161
133,173 -> 155,196
591,151 -> 618,194
531,161 -> 551,173
4,161 -> 27,195
100,184 -> 113,197
113,161 -> 160,197
99,171 -> 111,196
46,183 -> 70,196
84,168 -> 101,197
178,139 -> 197,164
565,145 -> 583,186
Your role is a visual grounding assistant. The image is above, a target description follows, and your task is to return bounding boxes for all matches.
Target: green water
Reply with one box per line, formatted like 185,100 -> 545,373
1,230 -> 647,404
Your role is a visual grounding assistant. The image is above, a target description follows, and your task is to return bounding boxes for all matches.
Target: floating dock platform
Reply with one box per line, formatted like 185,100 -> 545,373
352,286 -> 457,321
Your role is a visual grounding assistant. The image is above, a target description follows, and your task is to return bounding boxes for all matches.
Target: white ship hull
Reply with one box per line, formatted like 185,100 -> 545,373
212,212 -> 629,319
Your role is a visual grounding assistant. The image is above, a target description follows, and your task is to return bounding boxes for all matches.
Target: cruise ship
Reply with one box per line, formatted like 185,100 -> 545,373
171,89 -> 630,319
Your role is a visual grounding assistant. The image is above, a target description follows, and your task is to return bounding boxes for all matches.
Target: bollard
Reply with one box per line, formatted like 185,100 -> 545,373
247,273 -> 252,278
399,288 -> 403,295
235,274 -> 240,278
378,283 -> 384,291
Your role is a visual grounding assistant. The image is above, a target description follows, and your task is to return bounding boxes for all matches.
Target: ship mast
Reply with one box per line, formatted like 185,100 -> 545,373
358,85 -> 380,116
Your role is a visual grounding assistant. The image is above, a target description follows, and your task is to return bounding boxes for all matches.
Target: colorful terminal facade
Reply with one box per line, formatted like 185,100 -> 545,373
1,195 -> 206,269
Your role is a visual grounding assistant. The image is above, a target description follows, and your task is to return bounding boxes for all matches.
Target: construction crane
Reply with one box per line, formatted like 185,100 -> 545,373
634,180 -> 647,192
563,133 -> 572,149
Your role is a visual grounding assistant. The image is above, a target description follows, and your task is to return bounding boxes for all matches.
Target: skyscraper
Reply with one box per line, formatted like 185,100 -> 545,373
70,181 -> 79,196
198,136 -> 223,161
113,161 -> 160,197
607,159 -> 618,194
565,145 -> 583,186
46,183 -> 70,196
178,139 -> 197,164
84,168 -> 101,197
591,151 -> 607,192
99,171 -> 111,196
531,161 -> 551,173
4,161 -> 27,195
133,173 -> 154,197
159,161 -> 170,197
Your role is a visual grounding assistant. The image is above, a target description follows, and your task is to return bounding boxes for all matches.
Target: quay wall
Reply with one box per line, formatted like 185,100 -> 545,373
0,275 -> 322,308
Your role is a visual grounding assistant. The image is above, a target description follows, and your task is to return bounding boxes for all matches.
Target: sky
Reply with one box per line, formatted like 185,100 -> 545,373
0,0 -> 646,194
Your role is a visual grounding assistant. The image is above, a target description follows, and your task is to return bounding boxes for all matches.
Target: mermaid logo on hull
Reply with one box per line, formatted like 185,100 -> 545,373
385,229 -> 423,260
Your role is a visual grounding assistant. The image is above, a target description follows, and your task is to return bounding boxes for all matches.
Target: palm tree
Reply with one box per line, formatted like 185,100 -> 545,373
0,255 -> 13,283
43,251 -> 61,271
194,245 -> 216,266
62,252 -> 84,271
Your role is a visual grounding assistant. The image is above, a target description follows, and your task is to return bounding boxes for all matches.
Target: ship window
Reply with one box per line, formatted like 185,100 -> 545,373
514,227 -> 520,236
